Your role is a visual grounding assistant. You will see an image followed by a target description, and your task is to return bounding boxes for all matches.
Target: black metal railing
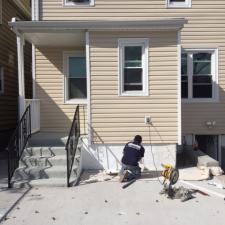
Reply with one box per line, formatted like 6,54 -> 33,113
66,105 -> 80,187
7,105 -> 31,188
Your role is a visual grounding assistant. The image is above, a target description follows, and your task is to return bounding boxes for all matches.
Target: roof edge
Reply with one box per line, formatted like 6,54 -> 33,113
9,18 -> 187,33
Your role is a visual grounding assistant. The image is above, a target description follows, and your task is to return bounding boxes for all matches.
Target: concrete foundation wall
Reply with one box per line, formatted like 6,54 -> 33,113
81,142 -> 176,172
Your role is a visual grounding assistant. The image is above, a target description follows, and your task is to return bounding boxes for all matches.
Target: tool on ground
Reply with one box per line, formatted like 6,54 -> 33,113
161,164 -> 179,186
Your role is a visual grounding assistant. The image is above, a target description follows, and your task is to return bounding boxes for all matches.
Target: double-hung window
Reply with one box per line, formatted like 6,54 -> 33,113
64,52 -> 87,103
0,66 -> 4,94
118,38 -> 149,96
167,0 -> 191,8
181,50 -> 218,101
64,0 -> 94,6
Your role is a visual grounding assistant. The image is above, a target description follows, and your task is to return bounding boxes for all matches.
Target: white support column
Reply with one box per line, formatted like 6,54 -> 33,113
17,34 -> 25,119
86,31 -> 92,146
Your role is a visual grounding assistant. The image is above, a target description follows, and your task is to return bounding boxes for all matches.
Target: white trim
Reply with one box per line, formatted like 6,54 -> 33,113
32,44 -> 36,98
166,0 -> 192,8
0,66 -> 4,94
118,38 -> 149,97
63,51 -> 87,104
177,31 -> 182,145
32,0 -> 39,21
63,0 -> 95,7
181,48 -> 219,103
86,31 -> 91,146
218,135 -> 222,166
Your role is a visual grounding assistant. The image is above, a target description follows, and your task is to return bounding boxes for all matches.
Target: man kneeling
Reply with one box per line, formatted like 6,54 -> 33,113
119,135 -> 145,182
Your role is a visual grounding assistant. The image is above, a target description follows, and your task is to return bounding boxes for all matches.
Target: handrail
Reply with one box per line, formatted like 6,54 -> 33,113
6,105 -> 31,188
66,105 -> 80,187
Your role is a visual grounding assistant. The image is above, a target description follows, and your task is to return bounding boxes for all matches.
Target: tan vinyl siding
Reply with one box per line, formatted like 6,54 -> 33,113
35,47 -> 87,134
90,31 -> 178,144
39,0 -> 225,137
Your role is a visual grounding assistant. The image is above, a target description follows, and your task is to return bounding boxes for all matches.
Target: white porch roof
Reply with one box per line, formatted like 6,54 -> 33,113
9,18 -> 187,47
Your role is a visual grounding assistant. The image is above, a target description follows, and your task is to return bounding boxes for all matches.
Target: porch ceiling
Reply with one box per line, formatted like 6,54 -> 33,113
23,31 -> 85,47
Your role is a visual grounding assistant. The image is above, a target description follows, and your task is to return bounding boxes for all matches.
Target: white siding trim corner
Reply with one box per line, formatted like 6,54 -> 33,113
177,31 -> 182,145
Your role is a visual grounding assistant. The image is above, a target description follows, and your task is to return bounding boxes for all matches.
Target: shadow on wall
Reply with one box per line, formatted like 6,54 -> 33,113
35,46 -> 87,134
35,81 -> 86,134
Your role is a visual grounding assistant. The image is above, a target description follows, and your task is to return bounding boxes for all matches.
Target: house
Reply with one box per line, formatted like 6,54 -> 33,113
7,0 -> 225,187
0,0 -> 32,152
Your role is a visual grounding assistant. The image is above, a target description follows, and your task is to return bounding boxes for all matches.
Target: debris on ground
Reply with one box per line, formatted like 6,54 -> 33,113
34,210 -> 39,214
208,175 -> 225,189
104,200 -> 108,203
136,212 -> 140,215
179,166 -> 224,181
179,167 -> 210,181
160,185 -> 194,202
80,170 -> 118,184
84,211 -> 88,215
52,217 -> 56,220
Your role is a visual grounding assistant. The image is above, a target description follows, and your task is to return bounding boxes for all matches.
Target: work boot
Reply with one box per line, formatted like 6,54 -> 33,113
119,170 -> 130,182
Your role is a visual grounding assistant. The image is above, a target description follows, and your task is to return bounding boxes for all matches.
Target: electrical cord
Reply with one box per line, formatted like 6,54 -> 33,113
148,125 -> 164,185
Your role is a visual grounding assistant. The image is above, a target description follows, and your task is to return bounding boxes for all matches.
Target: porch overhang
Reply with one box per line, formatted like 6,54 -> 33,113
8,18 -> 187,46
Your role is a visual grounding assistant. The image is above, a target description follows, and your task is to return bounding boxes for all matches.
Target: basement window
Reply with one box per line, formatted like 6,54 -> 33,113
167,0 -> 191,8
63,52 -> 87,104
0,66 -> 4,94
118,38 -> 149,96
64,0 -> 94,6
181,49 -> 218,102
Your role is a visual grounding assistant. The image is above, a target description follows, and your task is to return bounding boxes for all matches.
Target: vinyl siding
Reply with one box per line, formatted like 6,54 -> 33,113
35,47 -> 87,134
38,0 -> 225,137
90,31 -> 178,144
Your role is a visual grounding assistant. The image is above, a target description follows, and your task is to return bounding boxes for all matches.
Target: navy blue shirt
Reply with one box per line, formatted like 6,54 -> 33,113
121,141 -> 145,166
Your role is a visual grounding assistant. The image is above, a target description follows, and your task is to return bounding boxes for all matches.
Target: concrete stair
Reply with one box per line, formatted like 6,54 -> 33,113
11,145 -> 81,188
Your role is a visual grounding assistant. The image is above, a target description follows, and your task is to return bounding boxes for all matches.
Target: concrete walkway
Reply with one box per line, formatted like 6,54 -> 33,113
0,158 -> 29,222
0,175 -> 225,225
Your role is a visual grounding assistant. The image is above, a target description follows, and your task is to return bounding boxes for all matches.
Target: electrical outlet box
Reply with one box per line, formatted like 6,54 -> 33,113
145,116 -> 151,124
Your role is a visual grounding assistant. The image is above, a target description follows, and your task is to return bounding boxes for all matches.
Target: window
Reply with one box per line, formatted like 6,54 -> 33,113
167,0 -> 191,8
64,52 -> 87,103
64,0 -> 94,6
0,66 -> 4,94
181,50 -> 218,101
118,38 -> 149,96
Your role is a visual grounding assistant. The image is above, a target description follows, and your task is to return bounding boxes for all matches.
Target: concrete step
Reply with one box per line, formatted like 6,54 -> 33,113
19,154 -> 80,167
22,147 -> 66,157
13,164 -> 79,180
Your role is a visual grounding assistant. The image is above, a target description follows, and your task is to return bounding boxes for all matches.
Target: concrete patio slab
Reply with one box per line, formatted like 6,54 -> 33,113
0,159 -> 29,222
0,175 -> 225,225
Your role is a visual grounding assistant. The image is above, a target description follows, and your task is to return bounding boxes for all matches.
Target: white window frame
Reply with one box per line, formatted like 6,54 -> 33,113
63,0 -> 94,7
63,51 -> 87,104
182,49 -> 219,103
0,66 -> 4,95
118,38 -> 149,97
166,0 -> 192,8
